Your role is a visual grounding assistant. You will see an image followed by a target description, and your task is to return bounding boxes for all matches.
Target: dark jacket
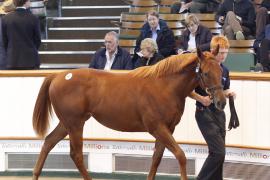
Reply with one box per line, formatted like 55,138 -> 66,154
178,25 -> 212,52
134,19 -> 176,58
89,46 -> 133,70
134,52 -> 164,68
2,8 -> 41,69
215,0 -> 256,30
0,16 -> 6,70
253,0 -> 270,49
261,0 -> 270,10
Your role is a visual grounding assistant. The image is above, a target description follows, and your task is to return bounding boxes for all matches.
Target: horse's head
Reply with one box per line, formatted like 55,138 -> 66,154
196,47 -> 226,110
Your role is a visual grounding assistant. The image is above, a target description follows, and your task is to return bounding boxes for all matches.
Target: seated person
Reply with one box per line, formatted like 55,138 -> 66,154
134,10 -> 175,62
89,31 -> 133,70
216,0 -> 256,40
134,38 -> 164,68
171,0 -> 221,14
253,0 -> 270,68
257,24 -> 270,71
255,0 -> 270,41
176,14 -> 212,54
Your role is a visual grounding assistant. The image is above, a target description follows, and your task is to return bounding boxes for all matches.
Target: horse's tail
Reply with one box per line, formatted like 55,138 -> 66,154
33,74 -> 56,138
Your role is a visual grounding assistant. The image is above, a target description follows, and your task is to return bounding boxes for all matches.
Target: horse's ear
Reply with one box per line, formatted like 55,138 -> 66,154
196,47 -> 204,61
211,44 -> 220,56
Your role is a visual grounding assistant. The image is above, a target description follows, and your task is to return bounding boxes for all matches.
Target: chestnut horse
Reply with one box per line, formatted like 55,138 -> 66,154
32,49 -> 226,180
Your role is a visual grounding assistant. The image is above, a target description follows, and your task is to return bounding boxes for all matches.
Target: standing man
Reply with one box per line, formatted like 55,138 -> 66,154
0,0 -> 15,69
190,35 -> 236,180
89,31 -> 133,70
2,0 -> 41,70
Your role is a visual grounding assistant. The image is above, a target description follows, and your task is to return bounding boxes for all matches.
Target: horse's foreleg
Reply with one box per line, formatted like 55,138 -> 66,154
69,123 -> 92,180
151,126 -> 187,180
147,140 -> 165,180
33,123 -> 67,180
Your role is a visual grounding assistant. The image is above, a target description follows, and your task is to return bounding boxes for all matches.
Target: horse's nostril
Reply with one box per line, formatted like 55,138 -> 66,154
216,100 -> 226,110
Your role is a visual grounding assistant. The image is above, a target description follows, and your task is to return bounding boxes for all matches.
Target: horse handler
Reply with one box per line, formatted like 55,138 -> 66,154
189,35 -> 236,180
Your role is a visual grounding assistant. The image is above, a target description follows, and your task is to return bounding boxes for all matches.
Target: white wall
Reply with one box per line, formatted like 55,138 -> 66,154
0,77 -> 270,148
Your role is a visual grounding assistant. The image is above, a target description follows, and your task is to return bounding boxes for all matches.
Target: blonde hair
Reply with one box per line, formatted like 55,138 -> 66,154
140,38 -> 158,53
210,35 -> 230,50
185,14 -> 200,26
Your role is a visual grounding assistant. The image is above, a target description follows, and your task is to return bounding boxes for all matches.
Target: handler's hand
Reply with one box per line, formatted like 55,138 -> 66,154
200,96 -> 212,106
224,89 -> 236,99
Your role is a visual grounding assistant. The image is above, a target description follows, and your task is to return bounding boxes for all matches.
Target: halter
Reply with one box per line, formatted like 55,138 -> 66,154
195,62 -> 223,99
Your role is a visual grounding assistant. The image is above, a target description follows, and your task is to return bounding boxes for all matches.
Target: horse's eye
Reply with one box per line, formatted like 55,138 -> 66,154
203,72 -> 208,77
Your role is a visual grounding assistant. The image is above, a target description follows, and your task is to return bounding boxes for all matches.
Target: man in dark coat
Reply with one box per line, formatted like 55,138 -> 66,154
89,31 -> 133,70
2,0 -> 41,70
134,11 -> 175,59
215,0 -> 256,40
0,0 -> 15,69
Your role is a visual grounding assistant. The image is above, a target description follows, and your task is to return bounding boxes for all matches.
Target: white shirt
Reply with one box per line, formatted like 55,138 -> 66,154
188,34 -> 196,51
104,49 -> 117,70
151,25 -> 160,42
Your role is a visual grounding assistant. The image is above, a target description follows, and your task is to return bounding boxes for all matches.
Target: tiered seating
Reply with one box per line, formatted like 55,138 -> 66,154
158,0 -> 178,13
39,0 -> 128,68
38,0 -> 256,71
116,12 -> 221,39
119,39 -> 256,72
125,0 -> 176,13
225,40 -> 255,72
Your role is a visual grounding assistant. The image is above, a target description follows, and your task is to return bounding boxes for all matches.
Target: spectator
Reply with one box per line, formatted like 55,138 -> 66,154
89,31 -> 133,70
134,10 -> 175,62
2,0 -> 41,70
216,0 -> 256,40
171,0 -> 221,14
255,0 -> 270,40
134,38 -> 164,68
257,24 -> 270,71
189,35 -> 236,180
253,0 -> 270,70
0,0 -> 15,70
176,14 -> 212,54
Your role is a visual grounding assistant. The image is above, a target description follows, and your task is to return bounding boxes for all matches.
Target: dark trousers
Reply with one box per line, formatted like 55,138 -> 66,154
259,38 -> 270,71
195,108 -> 226,180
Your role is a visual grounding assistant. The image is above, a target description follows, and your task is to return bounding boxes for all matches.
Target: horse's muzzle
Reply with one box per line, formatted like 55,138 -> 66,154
215,100 -> 226,111
213,91 -> 226,110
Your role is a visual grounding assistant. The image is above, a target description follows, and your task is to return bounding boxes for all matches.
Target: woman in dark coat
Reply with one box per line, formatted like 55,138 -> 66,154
134,11 -> 175,59
134,38 -> 164,68
176,14 -> 212,54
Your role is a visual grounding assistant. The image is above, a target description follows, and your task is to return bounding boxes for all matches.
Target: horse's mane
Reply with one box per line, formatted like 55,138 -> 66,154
129,53 -> 198,78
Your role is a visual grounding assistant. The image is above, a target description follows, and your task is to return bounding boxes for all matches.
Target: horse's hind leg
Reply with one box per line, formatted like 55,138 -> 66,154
147,140 -> 165,180
151,126 -> 187,180
33,123 -> 68,180
69,123 -> 92,180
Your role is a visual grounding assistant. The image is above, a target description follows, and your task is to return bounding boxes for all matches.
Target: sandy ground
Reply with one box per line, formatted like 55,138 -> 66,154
0,177 -> 116,180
